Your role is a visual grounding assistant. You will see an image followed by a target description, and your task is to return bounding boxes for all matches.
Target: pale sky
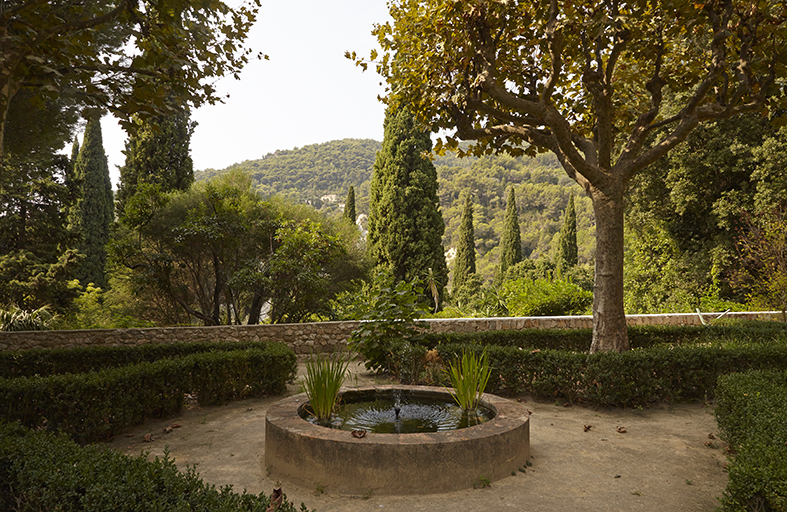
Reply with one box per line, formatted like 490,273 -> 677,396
97,1 -> 391,186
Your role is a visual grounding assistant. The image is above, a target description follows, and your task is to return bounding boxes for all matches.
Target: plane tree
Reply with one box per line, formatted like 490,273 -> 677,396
355,0 -> 787,352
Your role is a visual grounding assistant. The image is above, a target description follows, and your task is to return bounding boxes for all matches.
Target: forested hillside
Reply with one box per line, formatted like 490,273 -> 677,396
195,139 -> 381,212
196,139 -> 595,283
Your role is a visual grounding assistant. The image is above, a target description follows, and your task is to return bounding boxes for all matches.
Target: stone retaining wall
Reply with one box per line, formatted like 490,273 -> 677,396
0,311 -> 782,354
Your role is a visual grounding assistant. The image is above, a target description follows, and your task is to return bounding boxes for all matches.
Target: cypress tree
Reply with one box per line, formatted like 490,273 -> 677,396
368,105 -> 448,303
555,192 -> 578,273
116,108 -> 194,216
498,185 -> 522,279
452,192 -> 476,290
72,114 -> 113,289
343,185 -> 356,224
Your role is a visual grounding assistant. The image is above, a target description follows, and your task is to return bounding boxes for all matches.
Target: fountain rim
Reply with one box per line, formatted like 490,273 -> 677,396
266,384 -> 528,445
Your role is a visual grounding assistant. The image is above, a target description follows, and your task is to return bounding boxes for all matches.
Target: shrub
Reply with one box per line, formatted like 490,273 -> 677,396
347,272 -> 430,371
380,334 -> 787,407
0,343 -> 296,442
502,277 -> 592,316
303,352 -> 349,422
445,349 -> 492,414
0,422 -> 312,512
0,306 -> 54,331
0,340 -> 283,379
715,370 -> 787,512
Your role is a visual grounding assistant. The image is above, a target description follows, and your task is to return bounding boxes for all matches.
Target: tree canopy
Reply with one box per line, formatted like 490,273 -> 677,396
452,192 -> 477,291
368,106 -> 449,303
116,108 -> 195,216
0,0 -> 262,158
361,0 -> 787,352
71,115 -> 113,290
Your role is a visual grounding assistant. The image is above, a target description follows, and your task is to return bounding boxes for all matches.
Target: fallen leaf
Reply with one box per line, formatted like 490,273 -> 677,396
584,424 -> 593,432
351,429 -> 366,438
708,433 -> 716,440
617,426 -> 627,434
530,349 -> 541,354
163,426 -> 173,433
266,486 -> 283,512
143,433 -> 153,442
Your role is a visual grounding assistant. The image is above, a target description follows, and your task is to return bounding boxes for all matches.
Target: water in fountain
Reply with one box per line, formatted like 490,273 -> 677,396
300,389 -> 495,433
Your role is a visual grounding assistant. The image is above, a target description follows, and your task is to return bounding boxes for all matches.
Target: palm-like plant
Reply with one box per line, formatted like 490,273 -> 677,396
0,306 -> 54,331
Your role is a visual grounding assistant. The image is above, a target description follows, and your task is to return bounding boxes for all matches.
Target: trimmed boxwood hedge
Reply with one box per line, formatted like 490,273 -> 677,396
715,370 -> 787,512
417,322 -> 787,352
430,342 -> 787,405
0,343 -> 297,443
383,322 -> 787,406
0,340 -> 282,378
0,422 -> 311,512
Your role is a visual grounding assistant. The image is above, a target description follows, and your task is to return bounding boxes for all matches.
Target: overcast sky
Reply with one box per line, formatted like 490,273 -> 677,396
96,1 -> 391,186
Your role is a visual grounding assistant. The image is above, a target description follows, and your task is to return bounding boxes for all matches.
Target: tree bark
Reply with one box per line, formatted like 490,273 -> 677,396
589,185 -> 629,353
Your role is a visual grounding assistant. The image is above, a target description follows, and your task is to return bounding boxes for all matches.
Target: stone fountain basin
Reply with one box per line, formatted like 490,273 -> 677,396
264,385 -> 530,495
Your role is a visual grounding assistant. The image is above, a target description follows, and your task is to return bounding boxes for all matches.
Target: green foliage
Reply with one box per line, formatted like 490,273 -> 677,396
0,306 -> 54,332
715,370 -> 787,512
60,279 -> 157,330
116,108 -> 195,216
625,114 -> 787,312
112,173 -> 362,326
368,106 -> 449,304
343,185 -> 357,223
502,277 -> 593,317
346,270 -> 430,372
71,115 -> 113,291
498,186 -> 522,281
0,340 -> 291,379
445,349 -> 492,413
197,139 -> 594,287
0,342 -> 296,442
363,0 -> 787,351
731,206 -> 787,320
555,193 -> 578,273
452,192 -> 477,292
267,220 -> 344,324
196,139 -> 381,211
0,423 -> 311,512
1,0 -> 262,159
377,323 -> 787,406
303,353 -> 349,422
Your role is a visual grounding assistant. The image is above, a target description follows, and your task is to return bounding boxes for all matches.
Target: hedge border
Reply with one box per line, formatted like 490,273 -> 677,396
0,340 -> 282,379
0,343 -> 296,443
715,370 -> 787,512
0,422 -> 311,512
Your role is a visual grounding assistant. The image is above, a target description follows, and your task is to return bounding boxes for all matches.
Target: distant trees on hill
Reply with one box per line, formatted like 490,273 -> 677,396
196,138 -> 595,285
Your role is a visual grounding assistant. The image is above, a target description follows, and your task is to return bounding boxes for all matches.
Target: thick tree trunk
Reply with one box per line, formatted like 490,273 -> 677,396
589,187 -> 629,353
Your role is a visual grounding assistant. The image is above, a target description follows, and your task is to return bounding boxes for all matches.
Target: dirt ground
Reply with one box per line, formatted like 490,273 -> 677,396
105,360 -> 729,512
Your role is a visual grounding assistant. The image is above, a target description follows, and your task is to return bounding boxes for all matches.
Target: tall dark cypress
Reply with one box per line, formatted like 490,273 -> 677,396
499,185 -> 522,279
72,114 -> 113,289
556,192 -> 578,273
116,108 -> 194,216
368,105 -> 448,302
452,192 -> 476,290
343,185 -> 356,224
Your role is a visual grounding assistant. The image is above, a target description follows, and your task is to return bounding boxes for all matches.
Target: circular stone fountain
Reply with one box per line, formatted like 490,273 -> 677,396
264,385 -> 530,495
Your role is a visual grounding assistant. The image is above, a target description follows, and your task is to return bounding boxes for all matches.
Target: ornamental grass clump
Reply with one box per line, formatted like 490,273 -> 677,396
304,352 -> 349,423
446,348 -> 492,414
